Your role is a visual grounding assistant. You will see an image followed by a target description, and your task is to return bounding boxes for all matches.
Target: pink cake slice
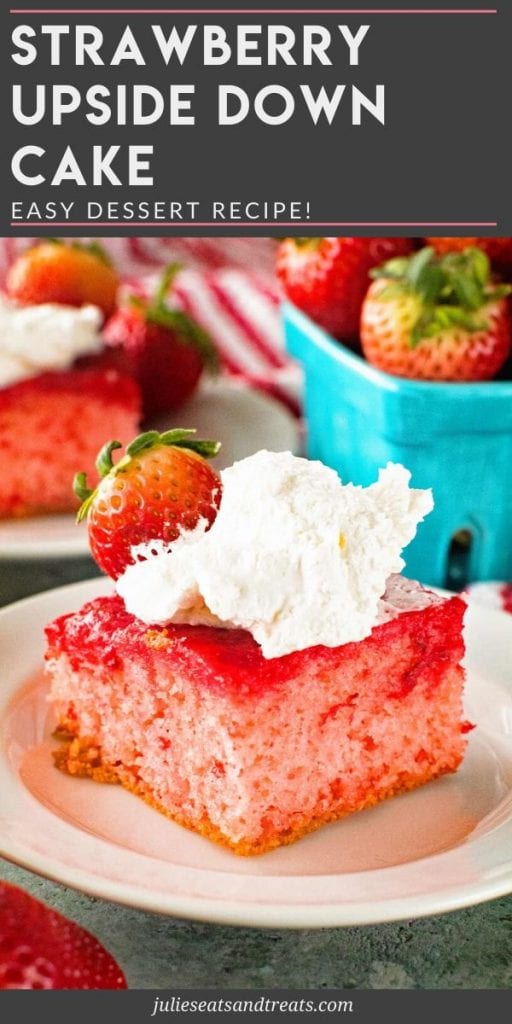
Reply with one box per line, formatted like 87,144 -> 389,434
0,367 -> 140,518
45,575 -> 468,855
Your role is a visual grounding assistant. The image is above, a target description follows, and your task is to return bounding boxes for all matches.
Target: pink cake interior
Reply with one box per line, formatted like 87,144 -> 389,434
0,367 -> 140,517
45,576 -> 469,855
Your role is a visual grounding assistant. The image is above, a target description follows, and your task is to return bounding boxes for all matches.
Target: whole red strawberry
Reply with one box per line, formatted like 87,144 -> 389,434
276,237 -> 414,340
426,237 -> 512,269
0,882 -> 126,989
104,265 -> 218,417
6,241 -> 119,321
360,246 -> 511,381
75,428 -> 221,579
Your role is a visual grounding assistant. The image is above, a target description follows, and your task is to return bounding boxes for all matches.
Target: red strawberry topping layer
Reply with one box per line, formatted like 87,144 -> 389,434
45,585 -> 465,700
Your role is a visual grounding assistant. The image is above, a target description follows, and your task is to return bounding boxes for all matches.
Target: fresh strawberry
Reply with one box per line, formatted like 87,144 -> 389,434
360,247 -> 511,381
426,237 -> 512,269
501,584 -> 512,614
6,241 -> 119,321
75,428 -> 221,579
0,882 -> 126,989
104,265 -> 218,416
276,237 -> 414,340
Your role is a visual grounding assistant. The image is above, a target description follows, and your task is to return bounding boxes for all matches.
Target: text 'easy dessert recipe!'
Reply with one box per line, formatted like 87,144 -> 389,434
45,431 -> 470,855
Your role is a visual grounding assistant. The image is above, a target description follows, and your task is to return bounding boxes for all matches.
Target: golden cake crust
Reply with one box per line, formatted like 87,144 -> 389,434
52,726 -> 462,857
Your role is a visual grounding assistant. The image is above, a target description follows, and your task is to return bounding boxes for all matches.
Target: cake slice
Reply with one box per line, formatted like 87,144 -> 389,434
0,244 -> 142,519
44,438 -> 469,855
0,367 -> 140,518
45,575 -> 468,856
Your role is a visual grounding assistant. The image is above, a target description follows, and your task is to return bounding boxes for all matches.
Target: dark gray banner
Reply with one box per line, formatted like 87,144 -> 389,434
1,0 -> 510,236
0,989 -> 511,1019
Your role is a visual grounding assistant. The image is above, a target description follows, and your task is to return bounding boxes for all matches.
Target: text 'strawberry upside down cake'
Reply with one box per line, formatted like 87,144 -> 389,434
45,432 -> 469,855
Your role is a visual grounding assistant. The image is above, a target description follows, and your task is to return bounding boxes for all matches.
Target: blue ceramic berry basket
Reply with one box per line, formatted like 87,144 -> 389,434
283,300 -> 512,588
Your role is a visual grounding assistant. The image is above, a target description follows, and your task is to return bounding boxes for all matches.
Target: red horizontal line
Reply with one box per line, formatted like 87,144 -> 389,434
11,221 -> 499,228
8,9 -> 500,15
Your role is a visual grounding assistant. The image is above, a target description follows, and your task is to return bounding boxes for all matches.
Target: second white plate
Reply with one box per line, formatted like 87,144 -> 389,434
0,379 -> 299,561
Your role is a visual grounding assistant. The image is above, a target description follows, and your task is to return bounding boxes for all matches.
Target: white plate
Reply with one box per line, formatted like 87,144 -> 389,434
0,379 -> 299,561
1,578 -> 512,929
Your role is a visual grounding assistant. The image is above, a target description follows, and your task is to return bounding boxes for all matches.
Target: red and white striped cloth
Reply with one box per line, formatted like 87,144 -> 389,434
0,237 -> 302,416
3,239 -> 512,599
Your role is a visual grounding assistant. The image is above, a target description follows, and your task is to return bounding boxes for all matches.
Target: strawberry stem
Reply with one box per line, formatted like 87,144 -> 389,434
126,431 -> 162,457
76,241 -> 113,267
133,263 -> 220,373
159,428 -> 221,458
96,440 -> 122,478
126,428 -> 221,460
291,237 -> 322,250
74,472 -> 92,503
74,429 -> 221,525
152,262 -> 182,311
370,246 -> 512,348
43,238 -> 113,266
73,472 -> 95,523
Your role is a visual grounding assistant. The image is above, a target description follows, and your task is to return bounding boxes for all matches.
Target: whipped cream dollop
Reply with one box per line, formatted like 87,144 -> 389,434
116,450 -> 433,659
0,295 -> 103,388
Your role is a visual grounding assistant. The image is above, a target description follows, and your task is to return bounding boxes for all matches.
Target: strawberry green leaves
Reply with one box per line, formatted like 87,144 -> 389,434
125,428 -> 220,460
409,307 -> 487,349
73,429 -> 221,524
371,246 -> 511,349
132,263 -> 219,372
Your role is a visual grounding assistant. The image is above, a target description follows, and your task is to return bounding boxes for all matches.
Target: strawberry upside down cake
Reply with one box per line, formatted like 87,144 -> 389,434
0,243 -> 139,518
0,245 -> 221,518
45,432 -> 469,855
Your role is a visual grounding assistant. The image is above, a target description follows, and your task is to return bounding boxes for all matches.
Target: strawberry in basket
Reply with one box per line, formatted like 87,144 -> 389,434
360,246 -> 511,381
425,237 -> 512,271
276,237 -> 414,341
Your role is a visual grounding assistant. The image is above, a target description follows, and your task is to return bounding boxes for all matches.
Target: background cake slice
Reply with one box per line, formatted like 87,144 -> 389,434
45,576 -> 468,856
0,367 -> 140,518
